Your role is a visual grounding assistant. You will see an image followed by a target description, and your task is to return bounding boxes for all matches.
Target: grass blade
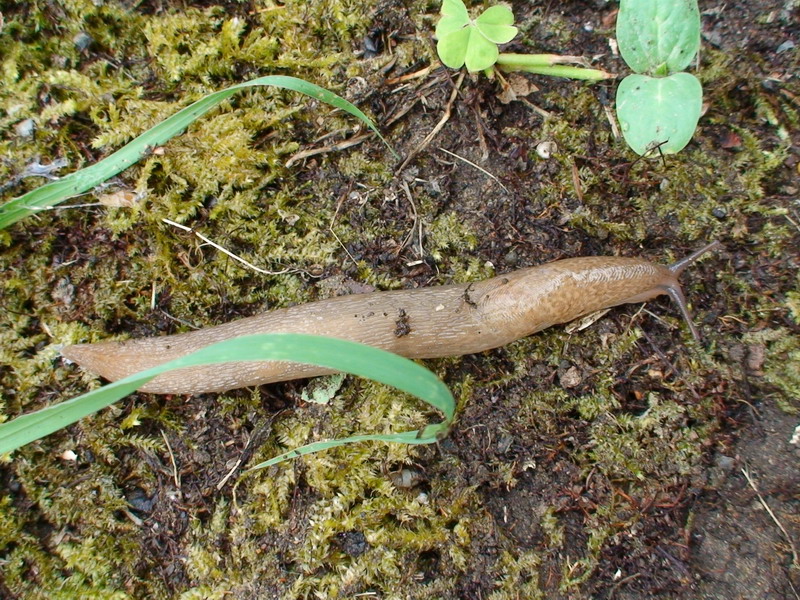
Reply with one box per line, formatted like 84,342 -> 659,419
0,334 -> 454,463
0,76 -> 396,230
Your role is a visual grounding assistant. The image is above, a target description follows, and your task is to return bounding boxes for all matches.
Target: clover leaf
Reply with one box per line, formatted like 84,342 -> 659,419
436,0 -> 518,72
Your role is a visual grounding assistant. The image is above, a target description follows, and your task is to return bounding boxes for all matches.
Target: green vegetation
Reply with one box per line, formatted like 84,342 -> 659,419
615,0 -> 703,155
435,0 -> 611,80
0,0 -> 797,598
0,334 -> 454,462
0,76 -> 392,229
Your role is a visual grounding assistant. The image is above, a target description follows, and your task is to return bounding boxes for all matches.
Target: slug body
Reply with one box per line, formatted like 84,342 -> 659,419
63,245 -> 717,395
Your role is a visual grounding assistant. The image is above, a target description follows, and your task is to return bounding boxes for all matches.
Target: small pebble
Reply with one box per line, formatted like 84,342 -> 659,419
14,118 -> 35,139
73,32 -> 93,51
712,207 -> 727,219
536,141 -> 557,159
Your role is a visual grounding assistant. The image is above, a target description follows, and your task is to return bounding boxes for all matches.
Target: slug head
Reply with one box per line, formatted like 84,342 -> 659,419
666,240 -> 722,342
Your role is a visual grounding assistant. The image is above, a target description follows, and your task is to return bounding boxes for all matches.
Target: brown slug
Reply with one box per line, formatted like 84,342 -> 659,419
62,242 -> 719,395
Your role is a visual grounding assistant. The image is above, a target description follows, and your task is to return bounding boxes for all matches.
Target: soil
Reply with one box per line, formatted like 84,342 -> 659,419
1,0 -> 799,599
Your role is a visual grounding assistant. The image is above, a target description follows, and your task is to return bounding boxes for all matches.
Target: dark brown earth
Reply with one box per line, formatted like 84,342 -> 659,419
1,0 -> 799,598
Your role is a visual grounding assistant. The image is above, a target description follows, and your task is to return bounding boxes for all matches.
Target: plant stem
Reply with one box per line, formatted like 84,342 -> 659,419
496,53 -> 613,81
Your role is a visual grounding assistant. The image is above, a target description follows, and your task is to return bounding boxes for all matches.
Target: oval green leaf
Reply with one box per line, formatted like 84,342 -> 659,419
616,72 -> 702,155
617,0 -> 700,74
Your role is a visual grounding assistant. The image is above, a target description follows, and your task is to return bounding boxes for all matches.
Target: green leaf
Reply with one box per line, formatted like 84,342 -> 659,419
0,76 -> 396,230
436,0 -> 470,37
464,29 -> 502,72
0,334 -> 455,463
438,23 -> 502,72
435,0 -> 518,72
617,0 -> 700,74
437,26 -> 473,69
475,6 -> 517,44
616,72 -> 703,155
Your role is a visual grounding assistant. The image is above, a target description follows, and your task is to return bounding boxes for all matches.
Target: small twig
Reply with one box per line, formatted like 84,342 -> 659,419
519,97 -> 552,119
784,213 -> 800,234
285,133 -> 370,168
603,103 -> 621,139
34,201 -> 104,209
223,411 -> 285,492
788,576 -> 800,600
399,180 -> 423,257
385,64 -> 436,85
570,159 -> 583,203
396,71 -> 465,173
329,196 -> 359,267
472,108 -> 490,161
120,507 -> 144,527
608,572 -> 641,599
160,430 -> 180,488
741,466 -> 799,567
162,218 -> 295,276
218,457 -> 243,491
158,308 -> 200,330
438,147 -> 509,193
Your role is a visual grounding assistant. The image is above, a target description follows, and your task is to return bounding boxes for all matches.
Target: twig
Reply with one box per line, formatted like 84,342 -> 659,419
608,572 -> 641,599
570,159 -> 583,203
604,103 -> 621,139
222,411 -> 285,492
396,71 -> 465,173
519,97 -> 552,119
385,64 -> 436,85
162,218 -> 295,276
741,466 -> 799,567
438,147 -> 509,193
472,108 -> 490,161
784,213 -> 800,234
160,430 -> 180,488
158,308 -> 200,330
399,180 -> 423,257
329,196 -> 359,267
285,133 -> 370,168
218,456 -> 243,491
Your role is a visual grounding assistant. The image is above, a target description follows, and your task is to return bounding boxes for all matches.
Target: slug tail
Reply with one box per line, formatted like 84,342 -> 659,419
62,340 -> 163,384
669,240 -> 722,275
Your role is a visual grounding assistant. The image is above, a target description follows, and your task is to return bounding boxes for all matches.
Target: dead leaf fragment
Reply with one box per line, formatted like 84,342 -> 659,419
498,73 -> 539,104
98,190 -> 141,207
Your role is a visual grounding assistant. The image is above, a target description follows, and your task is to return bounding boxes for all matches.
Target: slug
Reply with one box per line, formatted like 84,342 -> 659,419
62,242 -> 719,395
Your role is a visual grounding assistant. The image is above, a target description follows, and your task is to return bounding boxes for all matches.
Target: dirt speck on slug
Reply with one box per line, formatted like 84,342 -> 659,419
394,308 -> 411,337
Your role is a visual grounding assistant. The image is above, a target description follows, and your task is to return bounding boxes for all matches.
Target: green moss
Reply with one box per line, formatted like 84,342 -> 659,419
743,327 -> 800,414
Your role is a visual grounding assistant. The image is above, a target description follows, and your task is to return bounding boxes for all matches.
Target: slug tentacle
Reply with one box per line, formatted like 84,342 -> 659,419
63,248 -> 719,394
669,240 -> 722,275
663,240 -> 722,341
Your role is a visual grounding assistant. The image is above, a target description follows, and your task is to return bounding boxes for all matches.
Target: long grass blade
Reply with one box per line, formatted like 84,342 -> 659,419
0,76 -> 395,229
0,334 -> 454,462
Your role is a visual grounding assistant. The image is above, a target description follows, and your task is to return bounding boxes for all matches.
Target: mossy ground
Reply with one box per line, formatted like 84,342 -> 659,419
1,0 -> 799,598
